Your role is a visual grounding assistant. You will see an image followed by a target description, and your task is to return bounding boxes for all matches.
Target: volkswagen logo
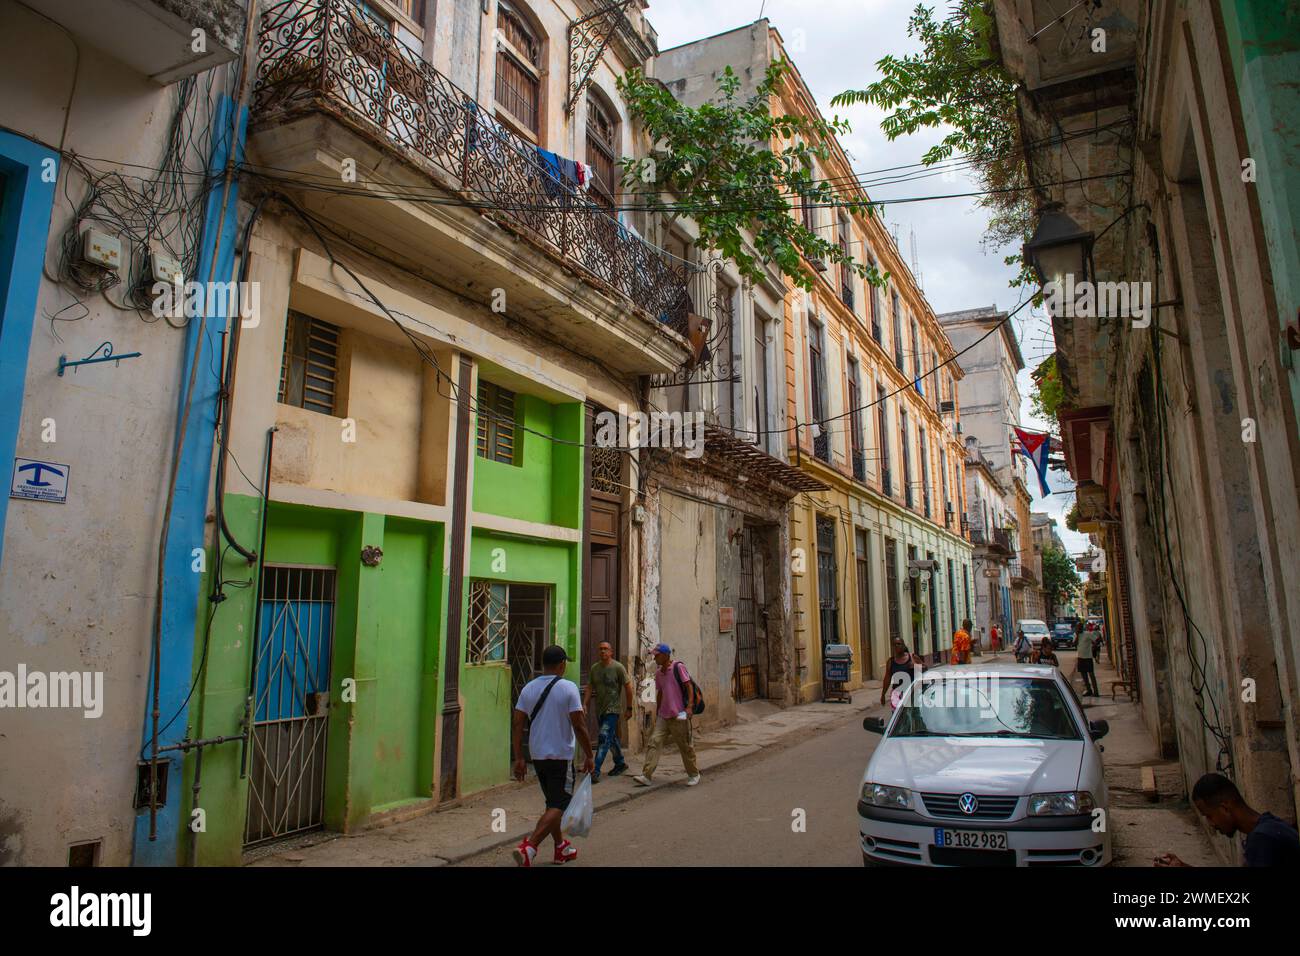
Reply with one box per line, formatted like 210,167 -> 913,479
958,792 -> 979,815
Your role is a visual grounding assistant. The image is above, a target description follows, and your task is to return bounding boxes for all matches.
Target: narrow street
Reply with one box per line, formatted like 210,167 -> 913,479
457,650 -> 1221,867
460,712 -> 875,867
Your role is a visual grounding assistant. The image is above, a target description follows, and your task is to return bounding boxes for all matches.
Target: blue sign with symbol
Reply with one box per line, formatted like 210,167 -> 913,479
11,457 -> 70,503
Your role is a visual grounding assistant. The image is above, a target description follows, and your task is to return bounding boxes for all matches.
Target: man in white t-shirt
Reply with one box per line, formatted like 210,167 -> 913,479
511,644 -> 594,867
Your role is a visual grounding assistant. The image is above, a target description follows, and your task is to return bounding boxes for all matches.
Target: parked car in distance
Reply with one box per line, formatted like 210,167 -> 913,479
1052,622 -> 1077,649
1013,619 -> 1051,659
858,663 -> 1112,867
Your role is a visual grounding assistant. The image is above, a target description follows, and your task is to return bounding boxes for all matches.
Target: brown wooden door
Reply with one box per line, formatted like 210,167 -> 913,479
585,543 -> 618,738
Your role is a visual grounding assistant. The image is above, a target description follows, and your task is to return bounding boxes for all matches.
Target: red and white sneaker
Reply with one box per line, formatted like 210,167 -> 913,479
512,840 -> 537,867
553,839 -> 579,864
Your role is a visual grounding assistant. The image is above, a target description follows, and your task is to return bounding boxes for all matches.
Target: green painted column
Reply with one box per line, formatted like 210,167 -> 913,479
325,511 -> 385,831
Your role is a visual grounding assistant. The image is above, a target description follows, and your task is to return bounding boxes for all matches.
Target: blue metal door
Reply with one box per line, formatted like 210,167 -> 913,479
245,566 -> 336,846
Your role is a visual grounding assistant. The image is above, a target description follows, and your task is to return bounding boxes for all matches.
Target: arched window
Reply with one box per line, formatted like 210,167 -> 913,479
495,1 -> 541,136
585,92 -> 619,209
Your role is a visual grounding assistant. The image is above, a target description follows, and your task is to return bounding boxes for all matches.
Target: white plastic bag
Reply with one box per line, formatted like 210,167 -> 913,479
561,773 -> 594,838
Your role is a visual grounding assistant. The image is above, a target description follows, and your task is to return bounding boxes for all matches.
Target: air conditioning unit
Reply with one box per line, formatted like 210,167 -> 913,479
940,400 -> 955,413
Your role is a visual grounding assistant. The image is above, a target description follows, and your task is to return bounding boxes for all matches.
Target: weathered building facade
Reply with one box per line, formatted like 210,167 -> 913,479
992,0 -> 1300,860
659,23 -> 974,701
0,0 -> 247,866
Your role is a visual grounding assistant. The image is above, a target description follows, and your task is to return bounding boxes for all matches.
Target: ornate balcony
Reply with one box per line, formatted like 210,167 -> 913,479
249,0 -> 691,374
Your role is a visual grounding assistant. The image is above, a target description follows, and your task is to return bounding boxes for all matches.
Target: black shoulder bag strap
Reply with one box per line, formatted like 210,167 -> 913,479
674,662 -> 692,708
527,675 -> 562,727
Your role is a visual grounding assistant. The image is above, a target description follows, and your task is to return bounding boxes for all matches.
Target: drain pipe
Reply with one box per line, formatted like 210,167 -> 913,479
241,425 -> 278,778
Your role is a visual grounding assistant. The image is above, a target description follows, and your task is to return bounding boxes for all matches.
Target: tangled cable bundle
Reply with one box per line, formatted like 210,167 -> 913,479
52,65 -> 236,324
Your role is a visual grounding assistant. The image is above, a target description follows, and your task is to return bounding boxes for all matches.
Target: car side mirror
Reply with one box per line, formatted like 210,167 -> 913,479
863,716 -> 886,734
1089,719 -> 1109,741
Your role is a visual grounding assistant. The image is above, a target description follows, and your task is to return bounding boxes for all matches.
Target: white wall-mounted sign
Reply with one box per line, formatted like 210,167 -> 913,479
10,458 -> 70,503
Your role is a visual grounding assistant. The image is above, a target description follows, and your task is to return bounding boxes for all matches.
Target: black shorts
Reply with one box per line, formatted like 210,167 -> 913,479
533,759 -> 573,811
1077,659 -> 1095,673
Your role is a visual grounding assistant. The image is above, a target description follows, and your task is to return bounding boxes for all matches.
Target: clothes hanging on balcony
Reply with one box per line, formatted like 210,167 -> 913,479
535,149 -> 593,197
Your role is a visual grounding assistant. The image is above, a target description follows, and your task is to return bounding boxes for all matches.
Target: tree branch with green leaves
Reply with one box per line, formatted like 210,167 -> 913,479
831,0 -> 1034,287
618,59 -> 885,292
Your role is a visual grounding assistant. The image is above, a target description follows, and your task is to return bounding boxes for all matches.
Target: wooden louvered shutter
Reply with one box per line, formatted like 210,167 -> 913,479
477,380 -> 518,465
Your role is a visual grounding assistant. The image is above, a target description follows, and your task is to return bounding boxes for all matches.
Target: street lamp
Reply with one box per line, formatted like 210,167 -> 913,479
1023,202 -> 1094,288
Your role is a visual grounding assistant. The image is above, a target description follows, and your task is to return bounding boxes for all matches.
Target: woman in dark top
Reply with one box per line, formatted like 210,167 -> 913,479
880,638 -> 924,710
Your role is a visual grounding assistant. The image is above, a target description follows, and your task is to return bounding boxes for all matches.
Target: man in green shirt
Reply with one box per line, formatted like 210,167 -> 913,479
583,641 -> 633,782
1076,628 -> 1100,697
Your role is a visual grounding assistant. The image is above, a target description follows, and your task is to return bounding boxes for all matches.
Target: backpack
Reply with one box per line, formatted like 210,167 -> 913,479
673,662 -> 705,716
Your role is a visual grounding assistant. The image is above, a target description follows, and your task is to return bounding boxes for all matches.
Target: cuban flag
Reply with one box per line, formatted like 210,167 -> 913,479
1014,426 -> 1052,497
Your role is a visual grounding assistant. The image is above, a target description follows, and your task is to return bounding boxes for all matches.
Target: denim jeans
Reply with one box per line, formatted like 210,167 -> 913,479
594,712 -> 625,773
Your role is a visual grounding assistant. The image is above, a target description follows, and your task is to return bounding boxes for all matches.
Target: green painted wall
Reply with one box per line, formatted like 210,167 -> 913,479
1221,0 -> 1300,415
473,395 -> 583,529
182,497 -> 446,864
457,530 -> 581,795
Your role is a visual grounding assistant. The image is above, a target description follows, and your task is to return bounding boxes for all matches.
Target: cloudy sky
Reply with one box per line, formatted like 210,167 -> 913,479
646,0 -> 1090,554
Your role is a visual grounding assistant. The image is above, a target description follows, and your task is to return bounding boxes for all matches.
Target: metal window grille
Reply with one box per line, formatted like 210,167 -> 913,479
884,537 -> 901,645
278,311 -> 340,415
468,580 -> 509,664
245,565 -> 337,846
476,380 -> 518,465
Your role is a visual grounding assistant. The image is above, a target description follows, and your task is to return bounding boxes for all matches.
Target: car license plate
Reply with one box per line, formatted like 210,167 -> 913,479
934,828 -> 1007,850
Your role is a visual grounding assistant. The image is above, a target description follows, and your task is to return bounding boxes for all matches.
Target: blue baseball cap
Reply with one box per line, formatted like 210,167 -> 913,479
652,643 -> 672,655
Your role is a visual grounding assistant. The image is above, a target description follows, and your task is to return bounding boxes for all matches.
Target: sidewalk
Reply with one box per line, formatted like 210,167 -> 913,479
1059,648 -> 1220,866
246,683 -> 886,867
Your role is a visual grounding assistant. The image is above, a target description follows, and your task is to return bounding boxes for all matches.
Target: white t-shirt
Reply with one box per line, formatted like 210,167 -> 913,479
514,675 -> 583,760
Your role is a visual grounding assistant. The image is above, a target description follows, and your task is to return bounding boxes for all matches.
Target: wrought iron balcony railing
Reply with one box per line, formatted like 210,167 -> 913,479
851,450 -> 866,482
813,430 -> 830,463
252,0 -> 690,335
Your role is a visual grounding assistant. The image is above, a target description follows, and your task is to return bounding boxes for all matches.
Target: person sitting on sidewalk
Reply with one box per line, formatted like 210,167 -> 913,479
631,644 -> 701,788
1156,773 -> 1300,866
511,645 -> 594,867
582,641 -> 633,783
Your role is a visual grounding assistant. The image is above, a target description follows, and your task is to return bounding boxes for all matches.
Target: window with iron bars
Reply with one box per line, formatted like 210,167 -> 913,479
869,257 -> 881,344
279,311 -> 341,416
877,385 -> 891,495
468,580 -> 509,664
808,319 -> 829,462
900,409 -> 913,508
848,358 -> 865,481
477,380 -> 519,465
891,292 -> 904,370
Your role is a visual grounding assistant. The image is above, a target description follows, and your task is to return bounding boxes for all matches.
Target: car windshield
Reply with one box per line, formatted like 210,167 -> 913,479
890,676 -> 1081,740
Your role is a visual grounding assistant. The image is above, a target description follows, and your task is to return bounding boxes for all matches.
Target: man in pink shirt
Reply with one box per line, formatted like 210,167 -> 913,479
631,643 -> 701,787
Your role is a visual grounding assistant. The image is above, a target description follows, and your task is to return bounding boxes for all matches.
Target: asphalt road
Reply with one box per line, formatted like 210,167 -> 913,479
458,713 -> 880,867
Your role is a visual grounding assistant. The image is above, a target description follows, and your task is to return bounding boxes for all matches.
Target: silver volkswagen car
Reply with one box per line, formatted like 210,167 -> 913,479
858,663 -> 1111,867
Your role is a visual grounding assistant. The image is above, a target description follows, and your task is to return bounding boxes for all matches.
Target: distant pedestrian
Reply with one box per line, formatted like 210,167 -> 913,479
1013,628 -> 1031,663
1075,626 -> 1100,697
511,645 -> 594,867
952,619 -> 973,665
1030,637 -> 1059,667
881,638 -> 923,710
1156,773 -> 1300,867
583,641 -> 633,783
990,623 -> 1001,652
631,644 -> 701,787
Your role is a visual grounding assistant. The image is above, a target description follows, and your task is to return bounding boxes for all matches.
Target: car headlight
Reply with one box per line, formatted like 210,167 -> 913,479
861,782 -> 912,809
1028,791 -> 1096,815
